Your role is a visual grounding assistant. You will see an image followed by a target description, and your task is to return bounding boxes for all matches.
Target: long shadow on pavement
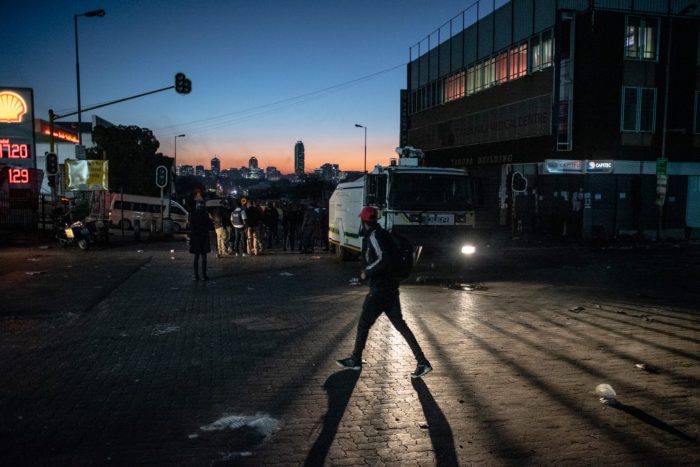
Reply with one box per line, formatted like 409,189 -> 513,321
304,369 -> 360,467
611,403 -> 697,442
412,378 -> 459,467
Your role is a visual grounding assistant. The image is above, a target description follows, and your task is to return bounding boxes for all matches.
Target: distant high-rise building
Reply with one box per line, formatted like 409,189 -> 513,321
294,141 -> 304,175
195,165 -> 205,176
249,156 -> 258,169
319,163 -> 339,181
178,165 -> 194,176
211,156 -> 220,175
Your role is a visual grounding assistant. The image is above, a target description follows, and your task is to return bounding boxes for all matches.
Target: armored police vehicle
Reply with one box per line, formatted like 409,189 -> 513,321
328,147 -> 481,265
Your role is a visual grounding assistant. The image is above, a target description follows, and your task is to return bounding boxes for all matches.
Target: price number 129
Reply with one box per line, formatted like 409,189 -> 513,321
9,168 -> 29,184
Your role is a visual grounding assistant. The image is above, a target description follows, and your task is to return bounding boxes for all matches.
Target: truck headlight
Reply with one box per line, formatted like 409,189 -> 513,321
461,245 -> 476,255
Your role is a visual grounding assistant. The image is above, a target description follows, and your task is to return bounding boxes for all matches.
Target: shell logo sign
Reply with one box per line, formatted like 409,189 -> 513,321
0,91 -> 27,123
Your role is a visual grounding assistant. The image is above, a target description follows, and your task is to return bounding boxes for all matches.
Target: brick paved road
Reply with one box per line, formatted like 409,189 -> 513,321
1,235 -> 698,465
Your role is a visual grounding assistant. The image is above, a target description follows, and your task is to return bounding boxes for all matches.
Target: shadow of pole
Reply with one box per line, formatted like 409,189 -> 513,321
304,369 -> 361,467
612,403 -> 697,443
412,378 -> 459,467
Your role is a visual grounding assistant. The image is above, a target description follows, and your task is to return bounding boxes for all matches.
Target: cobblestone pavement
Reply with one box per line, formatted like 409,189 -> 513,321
1,233 -> 699,466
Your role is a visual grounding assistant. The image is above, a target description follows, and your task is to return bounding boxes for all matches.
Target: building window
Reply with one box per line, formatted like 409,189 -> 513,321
621,86 -> 657,132
542,29 -> 553,68
475,61 -> 484,91
531,35 -> 541,71
509,42 -> 528,80
625,16 -> 659,61
484,57 -> 495,89
495,51 -> 508,83
467,66 -> 475,95
443,70 -> 465,103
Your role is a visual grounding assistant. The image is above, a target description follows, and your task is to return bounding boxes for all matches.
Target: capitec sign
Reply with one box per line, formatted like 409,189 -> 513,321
545,159 -> 614,174
586,160 -> 614,173
0,87 -> 36,187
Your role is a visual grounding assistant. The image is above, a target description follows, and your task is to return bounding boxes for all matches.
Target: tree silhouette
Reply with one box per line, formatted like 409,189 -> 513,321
87,125 -> 167,195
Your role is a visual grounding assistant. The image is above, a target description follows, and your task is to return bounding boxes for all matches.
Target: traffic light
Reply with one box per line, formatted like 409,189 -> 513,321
511,172 -> 528,192
46,152 -> 58,174
175,72 -> 192,95
156,165 -> 168,187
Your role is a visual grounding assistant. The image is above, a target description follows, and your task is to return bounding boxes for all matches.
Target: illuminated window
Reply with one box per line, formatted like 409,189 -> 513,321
484,58 -> 495,88
541,30 -> 553,67
531,35 -> 541,71
443,70 -> 465,103
621,86 -> 656,132
495,51 -> 508,83
467,66 -> 475,95
509,42 -> 528,80
625,16 -> 658,61
475,61 -> 484,91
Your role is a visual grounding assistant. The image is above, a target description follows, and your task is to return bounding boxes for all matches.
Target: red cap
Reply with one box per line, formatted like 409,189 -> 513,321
359,206 -> 378,221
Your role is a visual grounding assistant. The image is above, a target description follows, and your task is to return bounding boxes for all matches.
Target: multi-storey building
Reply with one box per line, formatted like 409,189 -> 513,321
210,156 -> 220,176
178,165 -> 194,176
295,141 -> 305,176
404,0 -> 700,240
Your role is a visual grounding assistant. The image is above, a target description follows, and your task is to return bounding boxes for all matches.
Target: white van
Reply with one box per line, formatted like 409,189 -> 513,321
108,194 -> 189,232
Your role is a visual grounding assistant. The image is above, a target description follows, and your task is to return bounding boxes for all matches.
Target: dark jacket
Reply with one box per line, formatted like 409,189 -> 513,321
245,206 -> 260,227
189,208 -> 211,254
211,206 -> 224,229
361,223 -> 399,290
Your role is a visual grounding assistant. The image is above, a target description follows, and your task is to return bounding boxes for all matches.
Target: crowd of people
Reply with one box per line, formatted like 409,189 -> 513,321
206,198 -> 329,258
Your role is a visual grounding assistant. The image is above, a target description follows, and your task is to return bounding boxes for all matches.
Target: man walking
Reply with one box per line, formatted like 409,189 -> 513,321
336,206 -> 432,379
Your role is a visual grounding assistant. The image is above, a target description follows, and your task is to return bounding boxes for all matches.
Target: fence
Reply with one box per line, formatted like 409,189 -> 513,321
0,193 -> 69,232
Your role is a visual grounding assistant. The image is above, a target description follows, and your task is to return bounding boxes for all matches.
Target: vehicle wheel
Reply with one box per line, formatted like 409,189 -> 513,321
58,239 -> 68,248
77,238 -> 89,250
329,243 -> 336,254
119,219 -> 131,230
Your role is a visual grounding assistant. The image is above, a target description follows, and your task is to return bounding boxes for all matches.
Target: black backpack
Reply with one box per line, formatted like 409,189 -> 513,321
389,231 -> 414,280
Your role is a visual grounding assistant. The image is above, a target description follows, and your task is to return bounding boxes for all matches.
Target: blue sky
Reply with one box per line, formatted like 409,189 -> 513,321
2,0 -> 475,172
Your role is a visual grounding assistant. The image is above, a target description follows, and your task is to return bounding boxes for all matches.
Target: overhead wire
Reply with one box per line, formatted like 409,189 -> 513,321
154,62 -> 407,137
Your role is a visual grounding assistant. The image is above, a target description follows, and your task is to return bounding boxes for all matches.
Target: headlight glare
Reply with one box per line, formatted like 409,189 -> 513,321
461,245 -> 476,255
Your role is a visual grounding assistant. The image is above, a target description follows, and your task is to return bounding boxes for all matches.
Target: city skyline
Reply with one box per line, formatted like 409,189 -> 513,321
2,0 -> 474,173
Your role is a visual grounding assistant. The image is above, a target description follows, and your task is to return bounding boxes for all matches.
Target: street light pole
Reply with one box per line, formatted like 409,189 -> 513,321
74,9 -> 105,147
174,134 -> 185,181
657,3 -> 696,240
355,124 -> 367,173
171,134 -> 185,207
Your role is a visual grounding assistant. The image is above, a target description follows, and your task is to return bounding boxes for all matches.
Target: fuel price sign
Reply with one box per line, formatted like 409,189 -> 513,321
0,87 -> 36,186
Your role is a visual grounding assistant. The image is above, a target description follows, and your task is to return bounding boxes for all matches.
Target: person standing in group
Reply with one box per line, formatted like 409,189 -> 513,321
301,205 -> 320,254
262,201 -> 279,250
274,201 -> 284,245
211,201 -> 228,258
284,204 -> 298,251
222,199 -> 233,254
336,206 -> 432,379
230,200 -> 246,256
188,199 -> 210,280
245,201 -> 262,256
